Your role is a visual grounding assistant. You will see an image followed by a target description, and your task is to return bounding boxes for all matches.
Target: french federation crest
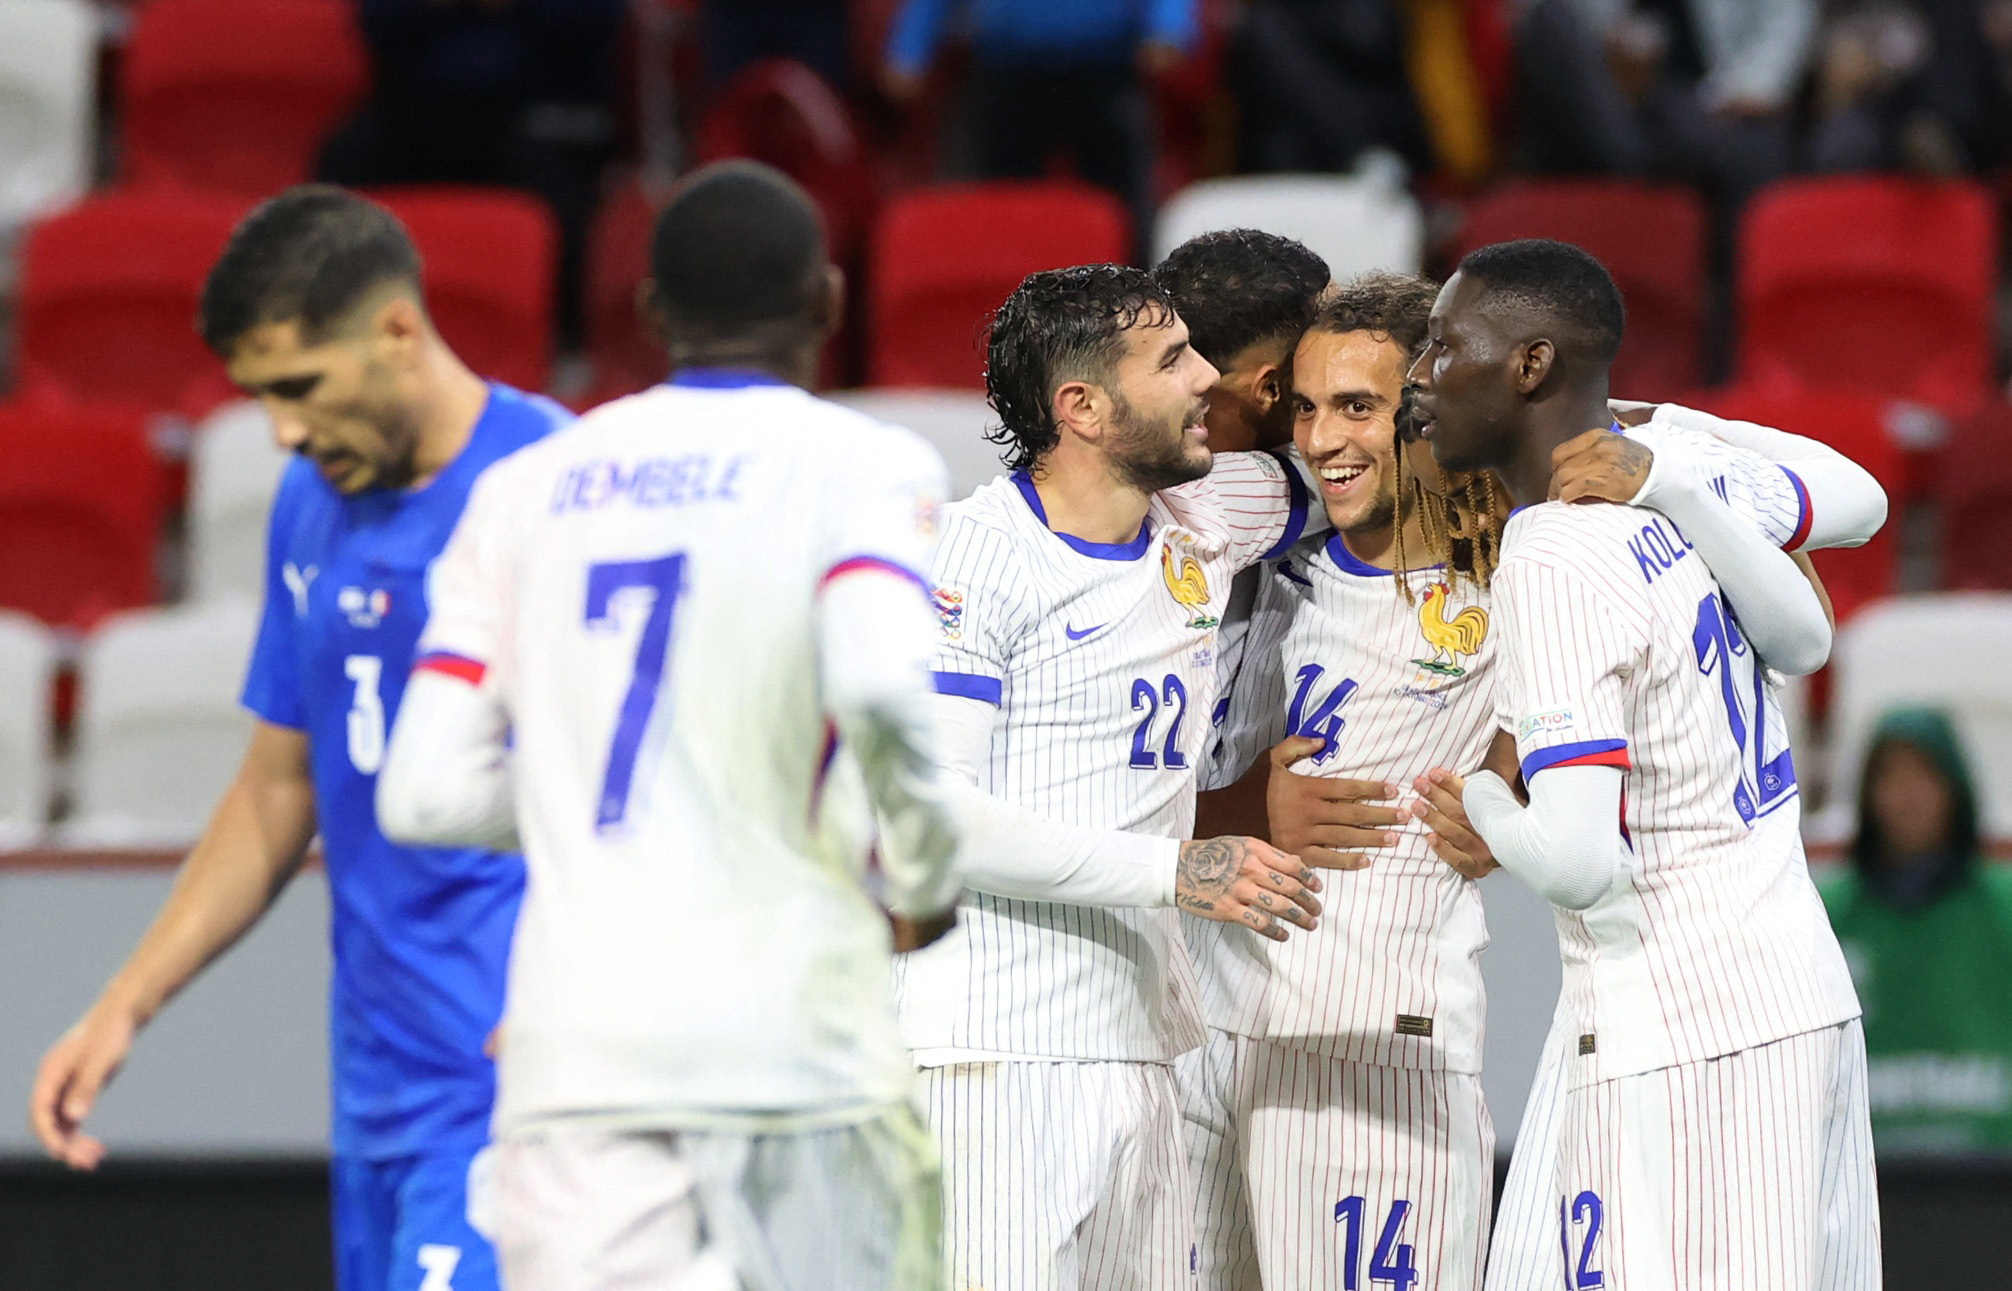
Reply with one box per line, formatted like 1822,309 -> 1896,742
1162,545 -> 1218,629
1412,580 -> 1488,677
933,586 -> 965,641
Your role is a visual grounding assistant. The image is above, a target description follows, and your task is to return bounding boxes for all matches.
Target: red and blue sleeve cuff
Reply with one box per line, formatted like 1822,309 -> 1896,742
932,670 -> 1002,705
819,555 -> 930,594
414,651 -> 487,685
1781,467 -> 1813,550
1522,738 -> 1631,782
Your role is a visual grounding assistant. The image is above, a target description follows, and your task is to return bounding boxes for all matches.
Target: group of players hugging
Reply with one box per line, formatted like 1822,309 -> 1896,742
29,157 -> 1889,1291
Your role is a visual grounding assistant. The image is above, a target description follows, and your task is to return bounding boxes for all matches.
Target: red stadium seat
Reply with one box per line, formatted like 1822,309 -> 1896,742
0,395 -> 167,629
1736,177 -> 1998,416
1455,180 -> 1708,400
1691,385 -> 1904,622
373,187 -> 559,394
16,188 -> 249,414
1937,402 -> 2012,592
122,0 -> 368,199
868,182 -> 1131,389
694,59 -> 875,261
580,178 -> 665,408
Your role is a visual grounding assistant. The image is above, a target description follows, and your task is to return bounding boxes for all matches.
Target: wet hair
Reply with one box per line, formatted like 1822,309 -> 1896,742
1311,271 -> 1507,593
984,264 -> 1176,473
1454,238 -> 1626,365
199,185 -> 421,356
649,160 -> 828,348
1151,229 -> 1329,369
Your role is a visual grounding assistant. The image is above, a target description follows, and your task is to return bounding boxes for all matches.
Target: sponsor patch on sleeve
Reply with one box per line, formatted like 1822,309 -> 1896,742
1519,707 -> 1577,742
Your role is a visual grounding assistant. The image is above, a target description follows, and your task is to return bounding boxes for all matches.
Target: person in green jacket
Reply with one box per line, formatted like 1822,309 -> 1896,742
1820,706 -> 2012,1155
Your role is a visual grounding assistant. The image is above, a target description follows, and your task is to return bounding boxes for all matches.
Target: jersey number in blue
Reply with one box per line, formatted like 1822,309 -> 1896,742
1691,592 -> 1796,825
585,554 -> 688,830
1334,1195 -> 1418,1290
1129,674 -> 1190,770
1287,664 -> 1361,762
1559,1190 -> 1606,1288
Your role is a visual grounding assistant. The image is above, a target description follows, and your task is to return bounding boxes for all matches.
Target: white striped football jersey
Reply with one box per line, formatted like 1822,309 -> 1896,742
892,452 -> 1313,1063
1493,499 -> 1861,1086
417,377 -> 950,1133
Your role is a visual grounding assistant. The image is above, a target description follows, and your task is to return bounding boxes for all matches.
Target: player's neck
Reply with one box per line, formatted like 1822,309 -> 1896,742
408,345 -> 492,489
1339,498 -> 1429,571
672,342 -> 819,390
1501,384 -> 1611,508
1026,447 -> 1152,546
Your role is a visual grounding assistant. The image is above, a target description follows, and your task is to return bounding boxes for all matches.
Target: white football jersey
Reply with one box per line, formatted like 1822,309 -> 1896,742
418,378 -> 950,1132
893,453 -> 1312,1063
1496,499 -> 1860,1086
1192,418 -> 1824,1074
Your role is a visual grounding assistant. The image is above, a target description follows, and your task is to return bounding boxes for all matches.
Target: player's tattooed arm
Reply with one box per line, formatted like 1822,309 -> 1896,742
1265,735 -> 1403,870
1176,836 -> 1323,942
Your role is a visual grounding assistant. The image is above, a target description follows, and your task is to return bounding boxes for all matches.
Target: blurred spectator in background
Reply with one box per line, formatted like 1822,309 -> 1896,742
702,0 -> 852,93
1512,0 -> 1815,213
1805,0 -> 2012,176
1821,707 -> 2012,1156
881,0 -> 1199,234
1229,0 -> 1433,177
318,0 -> 625,349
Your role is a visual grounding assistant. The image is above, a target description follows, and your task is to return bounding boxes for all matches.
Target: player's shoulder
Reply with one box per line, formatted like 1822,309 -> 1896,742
485,381 -> 576,444
1501,500 -> 1657,583
802,392 -> 952,481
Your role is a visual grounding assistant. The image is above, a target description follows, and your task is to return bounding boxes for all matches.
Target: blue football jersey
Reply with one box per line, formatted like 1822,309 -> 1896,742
242,383 -> 570,1160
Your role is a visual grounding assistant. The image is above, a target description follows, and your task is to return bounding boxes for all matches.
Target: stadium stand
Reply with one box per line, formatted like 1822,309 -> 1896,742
0,0 -> 95,231
693,59 -> 875,262
120,0 -> 368,200
63,598 -> 261,848
1936,402 -> 2012,593
14,188 -> 247,414
0,395 -> 166,630
1735,177 -> 1998,416
580,177 -> 667,406
867,181 -> 1130,389
372,186 -> 560,395
0,612 -> 59,849
187,401 -> 287,605
828,387 -> 1003,499
1454,180 -> 1708,400
1153,169 -> 1425,280
1823,593 -> 2012,842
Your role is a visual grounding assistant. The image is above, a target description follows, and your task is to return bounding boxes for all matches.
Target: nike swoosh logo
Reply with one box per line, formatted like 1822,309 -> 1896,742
1065,622 -> 1106,641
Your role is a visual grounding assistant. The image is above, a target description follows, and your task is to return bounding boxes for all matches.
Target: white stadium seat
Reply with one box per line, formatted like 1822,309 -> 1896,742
1153,164 -> 1425,281
188,400 -> 288,603
828,388 -> 1007,500
1819,593 -> 2012,841
65,599 -> 260,847
0,611 -> 58,847
0,0 -> 96,231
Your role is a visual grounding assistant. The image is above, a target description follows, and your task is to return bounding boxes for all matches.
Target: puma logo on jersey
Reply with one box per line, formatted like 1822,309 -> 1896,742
282,563 -> 318,617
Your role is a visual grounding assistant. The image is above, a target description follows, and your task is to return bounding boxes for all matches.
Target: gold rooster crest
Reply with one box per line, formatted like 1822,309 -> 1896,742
1414,581 -> 1488,677
1162,545 -> 1218,628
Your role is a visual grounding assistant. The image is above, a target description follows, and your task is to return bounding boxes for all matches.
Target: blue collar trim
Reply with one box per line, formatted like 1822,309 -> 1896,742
1013,471 -> 1153,561
1324,532 -> 1394,578
669,367 -> 793,390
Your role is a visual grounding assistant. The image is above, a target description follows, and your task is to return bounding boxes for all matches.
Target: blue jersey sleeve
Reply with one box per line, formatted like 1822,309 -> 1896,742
241,470 -> 307,729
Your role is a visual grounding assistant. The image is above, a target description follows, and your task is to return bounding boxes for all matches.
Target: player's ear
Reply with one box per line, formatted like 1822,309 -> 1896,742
1516,338 -> 1556,394
373,292 -> 427,365
1251,361 -> 1284,412
635,279 -> 670,348
1051,378 -> 1102,445
812,265 -> 845,341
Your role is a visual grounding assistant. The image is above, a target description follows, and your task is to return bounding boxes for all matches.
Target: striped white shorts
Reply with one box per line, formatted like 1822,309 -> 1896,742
1490,1017 -> 1880,1291
489,1106 -> 943,1291
922,1059 -> 1194,1291
1178,1028 -> 1494,1291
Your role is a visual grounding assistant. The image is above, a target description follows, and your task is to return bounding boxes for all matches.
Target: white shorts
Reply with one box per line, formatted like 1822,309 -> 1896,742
1495,1018 -> 1880,1291
923,1059 -> 1194,1291
490,1107 -> 943,1291
1483,1002 -> 1572,1291
1179,1029 -> 1494,1291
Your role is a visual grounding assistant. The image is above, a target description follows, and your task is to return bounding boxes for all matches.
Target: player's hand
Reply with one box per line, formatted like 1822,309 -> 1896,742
1549,427 -> 1654,504
1266,736 -> 1401,870
1410,768 -> 1499,880
889,906 -> 958,953
1175,836 -> 1321,942
30,1003 -> 139,1171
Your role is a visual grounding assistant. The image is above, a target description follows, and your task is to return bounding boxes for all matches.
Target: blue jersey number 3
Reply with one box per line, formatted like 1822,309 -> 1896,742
585,554 -> 688,830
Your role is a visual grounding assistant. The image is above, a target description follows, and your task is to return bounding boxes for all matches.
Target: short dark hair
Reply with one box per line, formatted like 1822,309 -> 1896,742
1311,271 -> 1440,360
1152,229 -> 1329,369
649,160 -> 828,344
984,264 -> 1176,473
199,185 -> 421,355
1454,239 -> 1625,364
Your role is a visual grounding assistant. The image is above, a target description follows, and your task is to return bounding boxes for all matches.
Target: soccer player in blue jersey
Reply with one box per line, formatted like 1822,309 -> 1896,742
30,186 -> 571,1291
